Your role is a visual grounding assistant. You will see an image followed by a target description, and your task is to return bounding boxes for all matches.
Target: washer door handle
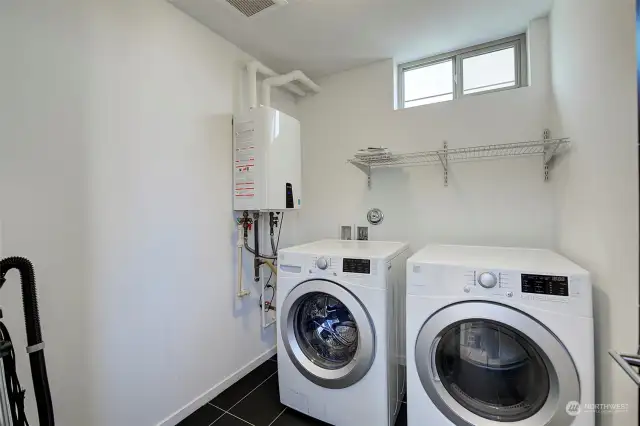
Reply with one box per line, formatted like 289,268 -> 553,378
430,336 -> 442,382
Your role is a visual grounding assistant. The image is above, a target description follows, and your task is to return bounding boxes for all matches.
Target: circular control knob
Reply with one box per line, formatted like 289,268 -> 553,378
478,272 -> 498,289
316,257 -> 328,270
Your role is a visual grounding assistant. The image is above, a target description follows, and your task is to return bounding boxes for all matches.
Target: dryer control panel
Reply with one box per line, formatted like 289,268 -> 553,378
408,263 -> 592,318
460,270 -> 574,302
521,274 -> 569,297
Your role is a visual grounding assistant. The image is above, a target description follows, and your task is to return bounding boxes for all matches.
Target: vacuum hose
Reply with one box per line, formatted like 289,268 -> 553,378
0,257 -> 55,426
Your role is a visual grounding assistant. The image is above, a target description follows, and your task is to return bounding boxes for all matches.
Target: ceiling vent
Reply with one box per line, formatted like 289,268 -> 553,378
225,0 -> 286,17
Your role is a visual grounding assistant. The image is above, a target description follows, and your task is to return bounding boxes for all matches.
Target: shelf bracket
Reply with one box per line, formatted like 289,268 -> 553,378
353,162 -> 372,189
436,141 -> 449,187
542,129 -> 559,182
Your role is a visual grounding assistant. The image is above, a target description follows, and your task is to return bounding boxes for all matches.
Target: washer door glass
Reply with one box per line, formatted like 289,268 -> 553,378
435,320 -> 549,422
294,292 -> 359,369
281,279 -> 376,389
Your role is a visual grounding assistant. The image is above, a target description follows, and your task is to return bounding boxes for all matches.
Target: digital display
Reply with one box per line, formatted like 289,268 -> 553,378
343,258 -> 371,274
521,274 -> 569,297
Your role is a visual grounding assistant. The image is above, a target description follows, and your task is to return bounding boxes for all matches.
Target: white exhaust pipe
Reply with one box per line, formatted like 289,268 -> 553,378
247,61 -> 308,109
261,70 -> 321,107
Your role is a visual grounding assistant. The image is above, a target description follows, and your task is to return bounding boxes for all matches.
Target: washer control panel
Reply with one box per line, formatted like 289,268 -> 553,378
343,258 -> 371,274
310,255 -> 336,274
309,256 -> 373,276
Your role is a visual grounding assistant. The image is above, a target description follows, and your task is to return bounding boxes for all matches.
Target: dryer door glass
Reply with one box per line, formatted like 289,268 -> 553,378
294,292 -> 359,370
435,320 -> 550,422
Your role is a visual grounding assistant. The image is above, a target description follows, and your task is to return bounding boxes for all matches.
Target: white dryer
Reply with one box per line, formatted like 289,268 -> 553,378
277,240 -> 411,426
406,245 -> 594,426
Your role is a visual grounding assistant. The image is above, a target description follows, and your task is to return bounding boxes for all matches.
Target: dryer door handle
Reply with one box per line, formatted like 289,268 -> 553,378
609,350 -> 640,387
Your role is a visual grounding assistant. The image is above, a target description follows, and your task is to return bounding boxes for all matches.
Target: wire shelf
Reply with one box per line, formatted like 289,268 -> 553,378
348,135 -> 571,188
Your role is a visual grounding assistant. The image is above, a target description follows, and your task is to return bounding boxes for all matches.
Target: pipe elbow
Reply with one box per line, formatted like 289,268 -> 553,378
247,60 -> 260,72
290,70 -> 304,80
296,71 -> 321,93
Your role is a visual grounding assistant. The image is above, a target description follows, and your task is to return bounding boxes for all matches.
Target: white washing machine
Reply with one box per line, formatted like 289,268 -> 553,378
277,240 -> 411,426
406,245 -> 594,426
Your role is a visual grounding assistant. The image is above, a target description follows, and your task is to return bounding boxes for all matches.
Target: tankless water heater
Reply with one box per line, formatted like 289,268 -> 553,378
233,106 -> 302,211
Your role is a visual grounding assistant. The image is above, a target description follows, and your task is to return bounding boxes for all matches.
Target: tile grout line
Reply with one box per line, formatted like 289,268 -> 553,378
208,404 -> 256,426
227,370 -> 279,411
266,407 -> 287,426
225,410 -> 256,425
207,370 -> 278,421
206,411 -> 226,426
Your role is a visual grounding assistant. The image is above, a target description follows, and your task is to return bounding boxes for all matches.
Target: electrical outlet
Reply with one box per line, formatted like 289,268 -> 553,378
340,225 -> 353,240
357,226 -> 369,241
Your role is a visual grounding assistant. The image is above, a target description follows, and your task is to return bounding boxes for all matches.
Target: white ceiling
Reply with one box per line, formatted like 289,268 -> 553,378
170,0 -> 553,79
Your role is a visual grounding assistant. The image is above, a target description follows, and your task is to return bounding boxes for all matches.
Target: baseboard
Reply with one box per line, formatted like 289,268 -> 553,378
157,346 -> 277,426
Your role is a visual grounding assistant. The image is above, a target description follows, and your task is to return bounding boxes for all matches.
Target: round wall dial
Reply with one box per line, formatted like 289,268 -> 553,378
367,208 -> 384,225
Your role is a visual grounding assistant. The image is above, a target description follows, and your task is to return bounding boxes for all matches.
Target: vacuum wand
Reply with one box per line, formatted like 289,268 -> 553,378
0,257 -> 55,426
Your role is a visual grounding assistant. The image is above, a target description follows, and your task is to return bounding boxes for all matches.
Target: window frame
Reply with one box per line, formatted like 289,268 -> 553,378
398,34 -> 528,109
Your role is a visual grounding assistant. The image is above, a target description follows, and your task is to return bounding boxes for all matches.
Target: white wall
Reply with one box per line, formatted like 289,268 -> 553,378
0,1 -> 296,425
296,18 -> 557,250
0,1 -> 91,424
550,1 -> 639,424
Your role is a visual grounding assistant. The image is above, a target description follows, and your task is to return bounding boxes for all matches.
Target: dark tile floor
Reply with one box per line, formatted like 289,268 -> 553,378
178,354 -> 408,426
